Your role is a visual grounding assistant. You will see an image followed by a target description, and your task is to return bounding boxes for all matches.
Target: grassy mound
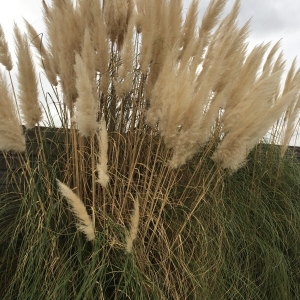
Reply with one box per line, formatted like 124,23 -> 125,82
1,139 -> 300,299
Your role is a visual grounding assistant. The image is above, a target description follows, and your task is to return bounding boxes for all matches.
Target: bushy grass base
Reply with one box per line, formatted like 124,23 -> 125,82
1,140 -> 300,300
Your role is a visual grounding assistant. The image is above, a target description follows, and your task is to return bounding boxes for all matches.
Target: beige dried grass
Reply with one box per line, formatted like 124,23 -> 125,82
281,94 -> 300,156
222,43 -> 271,130
24,19 -> 57,86
193,0 -> 227,65
167,0 -> 183,49
0,71 -> 25,152
115,11 -> 135,96
81,27 -> 96,95
280,61 -> 300,155
14,24 -> 42,129
0,24 -> 13,71
181,0 -> 198,54
125,198 -> 140,254
44,0 -> 83,110
139,0 -> 157,74
260,40 -> 281,80
103,0 -> 130,48
73,52 -> 98,137
88,0 -> 109,75
96,118 -> 109,188
212,73 -> 299,170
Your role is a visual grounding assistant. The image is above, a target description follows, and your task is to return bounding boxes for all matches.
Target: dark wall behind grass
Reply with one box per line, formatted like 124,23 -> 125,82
0,127 -> 66,194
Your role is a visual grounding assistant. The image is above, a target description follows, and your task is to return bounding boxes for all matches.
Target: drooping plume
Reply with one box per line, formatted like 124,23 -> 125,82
56,179 -> 95,241
125,198 -> 140,253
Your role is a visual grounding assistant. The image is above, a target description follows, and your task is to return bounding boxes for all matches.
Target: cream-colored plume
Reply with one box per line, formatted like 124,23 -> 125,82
103,0 -> 130,48
73,52 -> 98,137
24,19 -> 58,86
14,24 -> 42,129
125,198 -> 140,254
56,179 -> 95,241
0,24 -> 13,71
96,118 -> 109,188
0,71 -> 26,152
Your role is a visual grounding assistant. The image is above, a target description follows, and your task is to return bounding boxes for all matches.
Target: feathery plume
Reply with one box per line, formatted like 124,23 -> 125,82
115,11 -> 135,96
225,70 -> 284,135
56,179 -> 95,241
195,23 -> 250,146
44,0 -> 83,110
167,0 -> 183,48
279,61 -> 300,155
212,72 -> 296,170
272,51 -> 285,75
88,0 -> 109,75
135,0 -> 145,33
194,0 -> 227,63
103,0 -> 130,48
14,24 -> 42,129
260,40 -> 281,79
126,198 -> 139,254
0,71 -> 25,152
146,51 -> 176,128
84,0 -> 110,93
181,0 -> 198,53
139,0 -> 156,73
202,0 -> 234,33
0,24 -> 13,71
222,43 -> 270,128
81,27 -> 95,82
41,0 -> 60,77
246,87 -> 299,157
282,57 -> 297,95
24,19 -> 58,86
73,52 -> 98,137
281,94 -> 300,156
81,27 -> 96,95
96,118 -> 109,188
144,0 -> 170,92
168,21 -> 241,166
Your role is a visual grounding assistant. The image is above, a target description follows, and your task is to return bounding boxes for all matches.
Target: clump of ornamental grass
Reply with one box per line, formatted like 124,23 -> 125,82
1,0 -> 300,299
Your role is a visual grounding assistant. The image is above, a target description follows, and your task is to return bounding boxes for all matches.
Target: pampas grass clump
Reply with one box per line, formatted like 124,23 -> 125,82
1,0 -> 300,299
